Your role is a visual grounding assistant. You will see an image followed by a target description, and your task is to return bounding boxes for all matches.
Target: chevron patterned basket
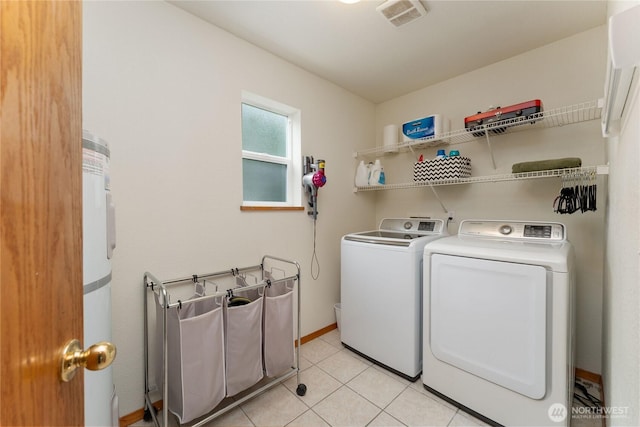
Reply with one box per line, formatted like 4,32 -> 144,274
413,157 -> 472,181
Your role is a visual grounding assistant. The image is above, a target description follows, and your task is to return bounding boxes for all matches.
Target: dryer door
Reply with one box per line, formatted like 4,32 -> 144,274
430,254 -> 547,399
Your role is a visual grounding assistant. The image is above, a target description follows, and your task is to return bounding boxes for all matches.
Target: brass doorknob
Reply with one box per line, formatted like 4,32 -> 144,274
60,339 -> 117,382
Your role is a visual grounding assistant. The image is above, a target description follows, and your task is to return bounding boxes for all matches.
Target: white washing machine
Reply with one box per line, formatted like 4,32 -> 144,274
423,220 -> 575,426
341,218 -> 447,381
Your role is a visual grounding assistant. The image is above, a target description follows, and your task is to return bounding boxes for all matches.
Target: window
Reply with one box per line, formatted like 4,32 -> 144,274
241,92 -> 301,208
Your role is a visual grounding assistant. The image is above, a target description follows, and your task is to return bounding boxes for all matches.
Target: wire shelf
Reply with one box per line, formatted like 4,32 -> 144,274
354,165 -> 608,192
354,99 -> 603,158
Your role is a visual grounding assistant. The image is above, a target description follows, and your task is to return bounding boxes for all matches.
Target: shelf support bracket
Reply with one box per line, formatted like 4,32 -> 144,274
484,130 -> 497,170
428,185 -> 447,213
407,143 -> 416,158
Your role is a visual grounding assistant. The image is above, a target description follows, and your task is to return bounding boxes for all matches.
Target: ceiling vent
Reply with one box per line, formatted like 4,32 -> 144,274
376,0 -> 428,27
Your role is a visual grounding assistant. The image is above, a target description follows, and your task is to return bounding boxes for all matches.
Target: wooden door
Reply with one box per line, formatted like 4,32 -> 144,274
1,1 -> 84,425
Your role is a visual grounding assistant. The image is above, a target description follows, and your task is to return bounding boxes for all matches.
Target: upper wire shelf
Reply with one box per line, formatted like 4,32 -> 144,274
354,165 -> 609,192
354,99 -> 603,158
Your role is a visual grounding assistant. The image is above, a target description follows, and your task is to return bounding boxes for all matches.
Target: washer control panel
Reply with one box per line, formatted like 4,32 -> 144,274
459,220 -> 566,242
379,218 -> 445,235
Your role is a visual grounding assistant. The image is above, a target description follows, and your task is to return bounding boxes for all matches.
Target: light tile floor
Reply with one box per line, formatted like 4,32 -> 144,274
135,329 -> 602,427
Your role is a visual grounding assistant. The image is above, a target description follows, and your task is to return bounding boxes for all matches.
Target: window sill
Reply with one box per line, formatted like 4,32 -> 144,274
240,206 -> 305,212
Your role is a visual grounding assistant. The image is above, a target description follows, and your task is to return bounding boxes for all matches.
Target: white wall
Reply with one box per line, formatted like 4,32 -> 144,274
603,82 -> 640,426
83,1 -> 376,416
602,2 -> 640,424
374,26 -> 608,373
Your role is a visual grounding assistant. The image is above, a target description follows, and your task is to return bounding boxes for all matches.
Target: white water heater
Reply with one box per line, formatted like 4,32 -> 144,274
82,130 -> 118,426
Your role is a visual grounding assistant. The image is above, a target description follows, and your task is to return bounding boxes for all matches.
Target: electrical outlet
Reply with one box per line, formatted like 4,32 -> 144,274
447,211 -> 456,222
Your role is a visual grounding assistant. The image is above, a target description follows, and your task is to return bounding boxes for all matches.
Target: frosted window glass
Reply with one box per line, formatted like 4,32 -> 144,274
243,159 -> 287,202
242,103 -> 287,157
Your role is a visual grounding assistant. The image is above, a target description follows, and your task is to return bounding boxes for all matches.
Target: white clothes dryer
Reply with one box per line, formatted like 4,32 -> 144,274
423,220 -> 575,426
341,218 -> 447,381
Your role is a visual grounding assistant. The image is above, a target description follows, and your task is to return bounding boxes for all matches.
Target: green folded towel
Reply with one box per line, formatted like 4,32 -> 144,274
511,157 -> 582,174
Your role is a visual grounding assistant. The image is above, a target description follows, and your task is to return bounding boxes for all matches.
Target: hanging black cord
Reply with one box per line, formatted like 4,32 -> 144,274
555,179 -> 598,214
589,184 -> 597,211
311,217 -> 320,280
573,393 -> 596,408
579,185 -> 587,213
574,381 -> 602,407
555,187 -> 578,214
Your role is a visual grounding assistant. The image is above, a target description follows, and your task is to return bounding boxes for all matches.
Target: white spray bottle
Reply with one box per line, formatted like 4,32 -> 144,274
369,159 -> 383,186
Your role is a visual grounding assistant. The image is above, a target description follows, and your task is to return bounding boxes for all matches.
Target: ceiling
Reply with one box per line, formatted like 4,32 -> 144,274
169,0 -> 607,103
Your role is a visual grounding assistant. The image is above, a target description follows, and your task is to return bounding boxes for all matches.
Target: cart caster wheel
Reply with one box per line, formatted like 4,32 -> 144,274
296,383 -> 307,396
143,405 -> 157,422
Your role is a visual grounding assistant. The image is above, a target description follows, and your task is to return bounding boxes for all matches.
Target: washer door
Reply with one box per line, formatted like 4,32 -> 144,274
430,254 -> 547,399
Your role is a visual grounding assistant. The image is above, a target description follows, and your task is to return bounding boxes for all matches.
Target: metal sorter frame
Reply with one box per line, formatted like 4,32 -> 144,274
143,255 -> 306,427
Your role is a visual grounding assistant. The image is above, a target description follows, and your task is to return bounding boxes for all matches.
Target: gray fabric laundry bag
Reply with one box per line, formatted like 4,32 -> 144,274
155,295 -> 226,424
153,286 -> 221,387
224,292 -> 264,396
263,278 -> 295,377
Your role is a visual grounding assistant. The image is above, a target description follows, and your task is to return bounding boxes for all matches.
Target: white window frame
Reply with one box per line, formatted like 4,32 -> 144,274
241,91 -> 301,208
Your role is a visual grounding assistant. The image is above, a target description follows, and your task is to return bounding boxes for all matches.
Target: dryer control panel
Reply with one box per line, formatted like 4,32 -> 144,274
459,220 -> 566,242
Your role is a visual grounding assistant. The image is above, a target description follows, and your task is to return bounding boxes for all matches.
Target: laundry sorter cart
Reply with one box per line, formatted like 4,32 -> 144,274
143,255 -> 306,427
